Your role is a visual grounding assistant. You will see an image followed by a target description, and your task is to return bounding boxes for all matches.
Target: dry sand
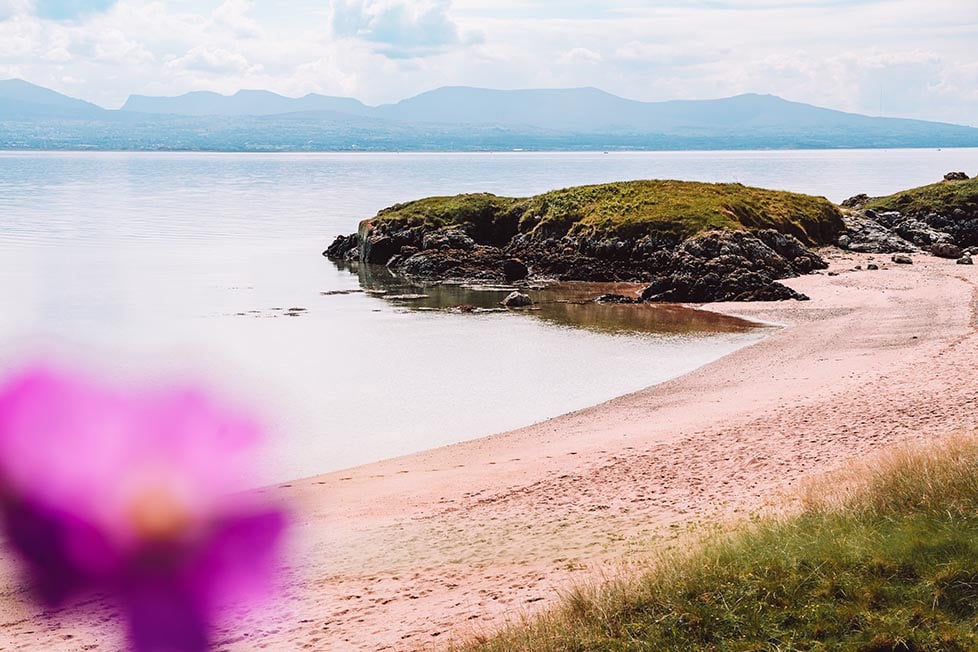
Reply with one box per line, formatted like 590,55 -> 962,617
2,249 -> 977,651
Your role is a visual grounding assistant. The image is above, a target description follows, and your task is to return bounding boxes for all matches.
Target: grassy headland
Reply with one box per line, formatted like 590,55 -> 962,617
458,436 -> 978,651
865,177 -> 978,217
374,180 -> 843,246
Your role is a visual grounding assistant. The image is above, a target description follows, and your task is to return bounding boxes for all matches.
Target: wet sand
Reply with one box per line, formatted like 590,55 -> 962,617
2,249 -> 977,650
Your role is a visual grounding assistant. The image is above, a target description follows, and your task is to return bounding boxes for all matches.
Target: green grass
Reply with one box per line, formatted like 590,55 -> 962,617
864,177 -> 978,217
456,436 -> 978,652
371,180 -> 843,246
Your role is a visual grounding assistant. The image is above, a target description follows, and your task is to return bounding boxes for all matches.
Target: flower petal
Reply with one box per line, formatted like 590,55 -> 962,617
1,497 -> 117,606
124,572 -> 210,652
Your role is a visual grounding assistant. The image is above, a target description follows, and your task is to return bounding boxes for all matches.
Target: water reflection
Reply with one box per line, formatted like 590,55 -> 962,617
330,260 -> 761,336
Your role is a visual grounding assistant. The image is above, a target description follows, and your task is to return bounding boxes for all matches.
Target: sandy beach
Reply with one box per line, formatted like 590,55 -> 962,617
2,248 -> 977,651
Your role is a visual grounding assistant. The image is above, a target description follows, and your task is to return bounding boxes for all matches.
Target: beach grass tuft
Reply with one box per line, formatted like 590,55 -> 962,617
456,435 -> 978,651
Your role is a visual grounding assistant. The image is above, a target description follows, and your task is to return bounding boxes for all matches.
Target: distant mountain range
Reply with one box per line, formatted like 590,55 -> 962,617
2,79 -> 977,152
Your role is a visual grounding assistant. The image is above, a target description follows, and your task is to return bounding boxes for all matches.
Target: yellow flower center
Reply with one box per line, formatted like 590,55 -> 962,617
128,486 -> 193,542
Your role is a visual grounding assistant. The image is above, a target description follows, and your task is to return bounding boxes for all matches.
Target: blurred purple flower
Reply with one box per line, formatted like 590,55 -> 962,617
0,366 -> 287,651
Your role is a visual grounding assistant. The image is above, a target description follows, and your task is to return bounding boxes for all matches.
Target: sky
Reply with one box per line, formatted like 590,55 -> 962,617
0,0 -> 976,124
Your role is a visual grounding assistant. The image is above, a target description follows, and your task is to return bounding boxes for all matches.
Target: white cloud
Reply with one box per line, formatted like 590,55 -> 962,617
559,47 -> 602,65
166,46 -> 263,76
212,0 -> 263,39
329,0 -> 478,58
43,45 -> 71,61
0,0 -> 29,20
0,13 -> 40,59
0,0 -> 976,124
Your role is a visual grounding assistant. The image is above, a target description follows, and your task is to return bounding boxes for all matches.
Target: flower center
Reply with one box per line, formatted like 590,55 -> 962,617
128,486 -> 193,542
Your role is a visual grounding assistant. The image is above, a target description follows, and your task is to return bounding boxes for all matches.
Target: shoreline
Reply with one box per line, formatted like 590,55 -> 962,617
2,248 -> 977,650
271,286 -> 774,487
268,248 -> 977,650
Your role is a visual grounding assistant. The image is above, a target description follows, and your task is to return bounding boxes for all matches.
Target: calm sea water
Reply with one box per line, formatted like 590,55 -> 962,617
1,149 -> 976,482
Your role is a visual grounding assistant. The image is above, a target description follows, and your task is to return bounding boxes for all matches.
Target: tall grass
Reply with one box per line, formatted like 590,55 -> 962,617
457,436 -> 978,652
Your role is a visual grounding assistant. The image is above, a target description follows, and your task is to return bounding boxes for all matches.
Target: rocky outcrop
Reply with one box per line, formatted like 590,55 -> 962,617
839,174 -> 978,251
636,230 -> 818,303
501,291 -> 533,308
841,194 -> 870,209
326,224 -> 826,304
325,181 -> 845,304
325,233 -> 359,259
838,207 -> 974,255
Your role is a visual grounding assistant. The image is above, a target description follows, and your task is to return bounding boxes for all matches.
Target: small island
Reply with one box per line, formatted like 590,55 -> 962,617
326,175 -> 978,304
326,180 -> 844,303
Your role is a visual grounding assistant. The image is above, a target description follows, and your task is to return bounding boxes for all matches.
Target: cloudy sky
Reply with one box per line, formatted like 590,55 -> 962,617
0,0 -> 976,124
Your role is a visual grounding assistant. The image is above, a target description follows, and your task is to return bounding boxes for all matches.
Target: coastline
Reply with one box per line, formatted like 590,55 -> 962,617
2,248 -> 977,650
268,248 -> 978,650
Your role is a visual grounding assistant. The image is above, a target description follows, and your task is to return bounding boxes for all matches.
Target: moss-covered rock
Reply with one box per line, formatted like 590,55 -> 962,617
325,180 -> 844,302
360,180 -> 842,247
864,176 -> 978,218
846,177 -> 978,248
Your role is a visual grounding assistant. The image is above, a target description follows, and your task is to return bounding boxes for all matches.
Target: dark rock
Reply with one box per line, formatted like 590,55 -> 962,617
842,212 -> 917,254
362,235 -> 399,264
792,256 -> 814,273
634,230 -> 829,303
734,282 -> 809,302
395,245 -> 509,280
958,255 -> 974,265
891,254 -> 913,265
331,207 -> 837,303
929,243 -> 964,259
595,294 -> 640,304
945,171 -> 970,181
324,233 -> 359,259
874,211 -> 904,228
501,291 -> 533,308
867,264 -> 880,270
920,211 -> 978,248
891,216 -> 955,247
837,235 -> 851,249
502,259 -> 529,282
422,229 -> 475,251
841,194 -> 870,209
756,230 -> 827,271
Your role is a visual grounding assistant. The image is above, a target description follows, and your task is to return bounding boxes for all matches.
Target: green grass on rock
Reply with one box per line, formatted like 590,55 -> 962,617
864,177 -> 978,217
372,180 -> 843,246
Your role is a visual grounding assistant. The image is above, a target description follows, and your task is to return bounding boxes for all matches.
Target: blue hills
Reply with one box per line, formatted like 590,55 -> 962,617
2,79 -> 977,151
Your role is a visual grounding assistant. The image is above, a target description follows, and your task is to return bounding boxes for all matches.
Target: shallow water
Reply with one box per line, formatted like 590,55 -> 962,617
0,149 -> 976,482
337,261 -> 757,335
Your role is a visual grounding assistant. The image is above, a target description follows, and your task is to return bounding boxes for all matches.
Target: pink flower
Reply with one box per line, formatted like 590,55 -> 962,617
0,366 -> 287,651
